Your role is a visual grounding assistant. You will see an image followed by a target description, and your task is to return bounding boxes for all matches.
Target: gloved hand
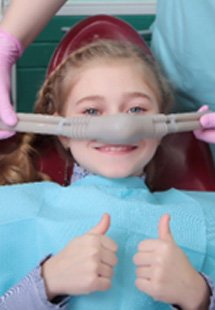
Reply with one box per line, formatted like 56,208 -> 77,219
194,105 -> 215,143
0,29 -> 23,139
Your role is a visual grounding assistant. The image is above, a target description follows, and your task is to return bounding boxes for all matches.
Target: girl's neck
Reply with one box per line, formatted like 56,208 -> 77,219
70,163 -> 92,183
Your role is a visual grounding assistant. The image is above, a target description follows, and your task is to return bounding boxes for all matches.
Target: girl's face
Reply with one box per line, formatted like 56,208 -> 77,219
63,61 -> 160,178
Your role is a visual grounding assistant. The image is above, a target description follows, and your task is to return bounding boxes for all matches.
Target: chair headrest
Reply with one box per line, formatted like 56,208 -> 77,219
47,15 -> 151,75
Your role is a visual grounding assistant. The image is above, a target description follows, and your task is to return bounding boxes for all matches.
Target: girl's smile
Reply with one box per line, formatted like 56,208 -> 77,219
93,144 -> 138,155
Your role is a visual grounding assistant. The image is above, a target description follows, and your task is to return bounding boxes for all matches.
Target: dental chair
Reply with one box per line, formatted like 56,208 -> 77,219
3,15 -> 215,191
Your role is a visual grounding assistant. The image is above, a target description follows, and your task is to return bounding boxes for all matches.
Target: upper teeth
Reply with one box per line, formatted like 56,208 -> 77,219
99,146 -> 131,151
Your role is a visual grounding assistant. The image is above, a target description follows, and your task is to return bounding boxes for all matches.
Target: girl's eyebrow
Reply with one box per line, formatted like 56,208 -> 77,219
76,95 -> 104,105
123,92 -> 152,102
75,92 -> 153,106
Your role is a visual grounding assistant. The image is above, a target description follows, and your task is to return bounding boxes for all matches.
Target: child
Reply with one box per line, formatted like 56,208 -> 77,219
0,39 -> 214,310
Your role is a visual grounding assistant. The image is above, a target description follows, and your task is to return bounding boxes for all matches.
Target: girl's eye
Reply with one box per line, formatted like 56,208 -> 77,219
128,106 -> 146,114
83,108 -> 100,116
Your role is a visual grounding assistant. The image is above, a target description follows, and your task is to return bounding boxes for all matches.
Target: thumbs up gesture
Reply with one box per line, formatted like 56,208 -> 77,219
42,214 -> 118,300
133,214 -> 210,309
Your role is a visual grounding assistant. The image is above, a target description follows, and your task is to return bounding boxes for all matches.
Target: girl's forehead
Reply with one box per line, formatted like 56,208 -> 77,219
66,58 -> 153,86
66,63 -> 154,95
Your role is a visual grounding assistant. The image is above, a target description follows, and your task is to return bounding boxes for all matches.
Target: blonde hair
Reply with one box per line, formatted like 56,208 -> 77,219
0,39 -> 174,185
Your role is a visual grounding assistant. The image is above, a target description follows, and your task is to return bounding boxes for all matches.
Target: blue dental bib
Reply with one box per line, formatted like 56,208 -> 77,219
0,175 -> 215,309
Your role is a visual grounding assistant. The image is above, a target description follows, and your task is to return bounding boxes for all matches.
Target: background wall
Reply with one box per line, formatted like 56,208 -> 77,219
58,0 -> 156,15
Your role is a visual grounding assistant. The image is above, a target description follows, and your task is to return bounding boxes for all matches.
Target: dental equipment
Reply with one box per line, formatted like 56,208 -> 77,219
0,111 -> 204,144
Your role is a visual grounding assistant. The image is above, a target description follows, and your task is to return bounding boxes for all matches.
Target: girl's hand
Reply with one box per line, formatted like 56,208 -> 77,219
194,105 -> 215,143
133,214 -> 210,309
41,213 -> 118,300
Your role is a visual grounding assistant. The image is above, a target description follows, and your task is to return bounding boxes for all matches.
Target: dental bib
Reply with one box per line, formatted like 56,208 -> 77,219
0,175 -> 215,309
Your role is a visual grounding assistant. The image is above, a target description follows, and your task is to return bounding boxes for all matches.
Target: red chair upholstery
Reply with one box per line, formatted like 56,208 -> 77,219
2,15 -> 215,191
149,132 -> 215,191
47,15 -> 151,75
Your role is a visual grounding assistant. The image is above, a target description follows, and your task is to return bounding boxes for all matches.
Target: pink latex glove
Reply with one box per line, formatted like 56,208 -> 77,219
0,29 -> 23,139
194,105 -> 215,143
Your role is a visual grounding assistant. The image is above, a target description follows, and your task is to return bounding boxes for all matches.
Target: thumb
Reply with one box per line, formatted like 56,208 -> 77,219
200,112 -> 215,128
88,213 -> 111,235
158,214 -> 174,242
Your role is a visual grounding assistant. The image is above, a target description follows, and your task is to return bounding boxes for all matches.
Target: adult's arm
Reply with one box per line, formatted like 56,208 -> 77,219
0,0 -> 67,137
0,0 -> 67,48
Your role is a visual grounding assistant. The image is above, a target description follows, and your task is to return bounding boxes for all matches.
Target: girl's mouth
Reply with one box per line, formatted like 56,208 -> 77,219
94,144 -> 137,154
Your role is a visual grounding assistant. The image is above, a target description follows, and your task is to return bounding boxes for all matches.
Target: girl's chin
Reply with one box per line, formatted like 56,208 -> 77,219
93,168 -> 137,179
81,162 -> 143,179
